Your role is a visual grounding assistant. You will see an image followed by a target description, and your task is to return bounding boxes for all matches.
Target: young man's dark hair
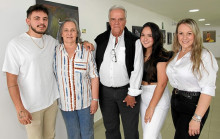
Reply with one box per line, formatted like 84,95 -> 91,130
26,4 -> 49,18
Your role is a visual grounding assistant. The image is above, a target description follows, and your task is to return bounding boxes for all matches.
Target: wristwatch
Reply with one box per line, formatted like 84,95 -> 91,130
92,98 -> 99,102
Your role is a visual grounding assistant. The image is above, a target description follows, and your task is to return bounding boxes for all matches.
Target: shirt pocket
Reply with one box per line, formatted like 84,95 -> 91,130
117,47 -> 125,64
74,61 -> 87,77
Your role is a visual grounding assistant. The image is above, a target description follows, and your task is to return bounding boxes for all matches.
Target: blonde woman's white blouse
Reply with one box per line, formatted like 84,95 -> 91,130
166,49 -> 218,96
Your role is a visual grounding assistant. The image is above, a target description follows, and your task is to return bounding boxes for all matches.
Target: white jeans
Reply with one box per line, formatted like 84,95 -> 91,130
140,85 -> 170,139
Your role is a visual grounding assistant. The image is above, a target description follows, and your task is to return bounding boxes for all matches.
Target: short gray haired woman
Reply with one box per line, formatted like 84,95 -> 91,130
57,18 -> 81,44
54,18 -> 99,139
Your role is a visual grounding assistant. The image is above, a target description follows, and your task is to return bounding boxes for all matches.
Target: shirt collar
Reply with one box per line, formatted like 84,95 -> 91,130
110,30 -> 124,48
58,43 -> 81,52
177,50 -> 192,58
110,31 -> 124,41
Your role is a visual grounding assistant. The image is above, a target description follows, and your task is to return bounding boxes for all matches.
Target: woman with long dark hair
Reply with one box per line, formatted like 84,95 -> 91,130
140,22 -> 172,139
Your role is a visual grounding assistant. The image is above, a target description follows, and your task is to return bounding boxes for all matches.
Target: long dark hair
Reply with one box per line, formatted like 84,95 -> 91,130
141,22 -> 172,83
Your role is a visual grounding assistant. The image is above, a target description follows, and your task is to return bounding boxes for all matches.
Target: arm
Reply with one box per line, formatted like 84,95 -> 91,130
188,50 -> 218,136
6,72 -> 32,125
189,94 -> 211,136
144,62 -> 168,123
88,51 -> 99,114
123,39 -> 144,108
90,77 -> 99,114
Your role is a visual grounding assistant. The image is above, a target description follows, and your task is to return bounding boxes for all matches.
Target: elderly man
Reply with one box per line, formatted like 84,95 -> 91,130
95,5 -> 143,139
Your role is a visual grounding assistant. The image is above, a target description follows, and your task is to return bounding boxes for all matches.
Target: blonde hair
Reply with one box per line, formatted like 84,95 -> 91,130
172,18 -> 204,78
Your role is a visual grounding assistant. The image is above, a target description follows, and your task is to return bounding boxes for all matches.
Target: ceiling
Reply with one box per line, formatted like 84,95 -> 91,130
123,0 -> 220,27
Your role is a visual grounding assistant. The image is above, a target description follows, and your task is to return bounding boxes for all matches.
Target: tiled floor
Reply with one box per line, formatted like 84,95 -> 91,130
94,58 -> 220,139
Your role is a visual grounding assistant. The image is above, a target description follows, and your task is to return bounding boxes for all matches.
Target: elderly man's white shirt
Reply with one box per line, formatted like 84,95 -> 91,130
97,31 -> 143,96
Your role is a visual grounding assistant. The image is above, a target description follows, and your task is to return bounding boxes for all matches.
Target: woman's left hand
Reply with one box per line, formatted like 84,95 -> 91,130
90,100 -> 98,114
144,107 -> 155,123
188,119 -> 201,136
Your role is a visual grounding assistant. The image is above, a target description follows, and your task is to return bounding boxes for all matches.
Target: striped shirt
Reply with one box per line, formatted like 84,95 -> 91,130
54,43 -> 99,111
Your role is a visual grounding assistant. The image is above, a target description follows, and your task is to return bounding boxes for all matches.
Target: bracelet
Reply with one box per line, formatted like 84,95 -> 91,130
92,98 -> 99,102
194,113 -> 202,121
192,116 -> 201,122
8,84 -> 18,89
192,113 -> 202,122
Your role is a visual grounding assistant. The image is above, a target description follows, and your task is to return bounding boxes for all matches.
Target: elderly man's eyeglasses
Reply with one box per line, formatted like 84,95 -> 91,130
111,49 -> 117,62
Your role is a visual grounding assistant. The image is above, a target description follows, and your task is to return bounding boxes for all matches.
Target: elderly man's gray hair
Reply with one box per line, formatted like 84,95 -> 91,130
108,5 -> 127,19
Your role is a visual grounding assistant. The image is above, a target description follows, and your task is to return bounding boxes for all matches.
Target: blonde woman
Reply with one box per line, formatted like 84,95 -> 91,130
166,18 -> 218,139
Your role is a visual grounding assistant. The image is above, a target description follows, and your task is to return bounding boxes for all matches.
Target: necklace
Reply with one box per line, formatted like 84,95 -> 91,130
182,49 -> 186,52
30,36 -> 44,49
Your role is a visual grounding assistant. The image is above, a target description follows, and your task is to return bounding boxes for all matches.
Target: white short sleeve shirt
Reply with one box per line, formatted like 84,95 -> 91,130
2,33 -> 59,113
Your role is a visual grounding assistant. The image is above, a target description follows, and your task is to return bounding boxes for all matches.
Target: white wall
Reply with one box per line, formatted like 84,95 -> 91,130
1,0 -> 218,138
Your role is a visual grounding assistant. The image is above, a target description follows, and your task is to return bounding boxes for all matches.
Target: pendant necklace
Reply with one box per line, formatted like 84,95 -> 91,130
29,35 -> 44,49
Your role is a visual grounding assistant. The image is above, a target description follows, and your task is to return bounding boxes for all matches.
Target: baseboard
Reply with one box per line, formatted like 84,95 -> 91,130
94,118 -> 103,128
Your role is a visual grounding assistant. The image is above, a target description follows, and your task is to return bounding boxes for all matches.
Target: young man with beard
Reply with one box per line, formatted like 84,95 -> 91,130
2,4 -> 59,139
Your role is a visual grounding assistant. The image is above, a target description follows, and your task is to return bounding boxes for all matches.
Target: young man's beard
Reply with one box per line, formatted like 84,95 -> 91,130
31,25 -> 47,34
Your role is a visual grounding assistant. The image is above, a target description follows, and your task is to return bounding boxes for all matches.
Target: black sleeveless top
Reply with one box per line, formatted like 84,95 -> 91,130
142,52 -> 173,83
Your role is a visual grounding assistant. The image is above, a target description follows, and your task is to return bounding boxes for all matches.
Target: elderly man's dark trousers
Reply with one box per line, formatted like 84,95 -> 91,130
99,84 -> 140,139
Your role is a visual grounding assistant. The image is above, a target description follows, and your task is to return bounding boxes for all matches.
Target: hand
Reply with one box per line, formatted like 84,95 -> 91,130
188,119 -> 201,136
17,108 -> 32,125
90,100 -> 98,114
144,107 -> 155,123
83,41 -> 95,51
123,95 -> 136,108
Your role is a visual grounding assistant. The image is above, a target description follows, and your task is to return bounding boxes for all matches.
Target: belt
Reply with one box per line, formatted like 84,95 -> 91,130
173,88 -> 200,99
101,84 -> 129,89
